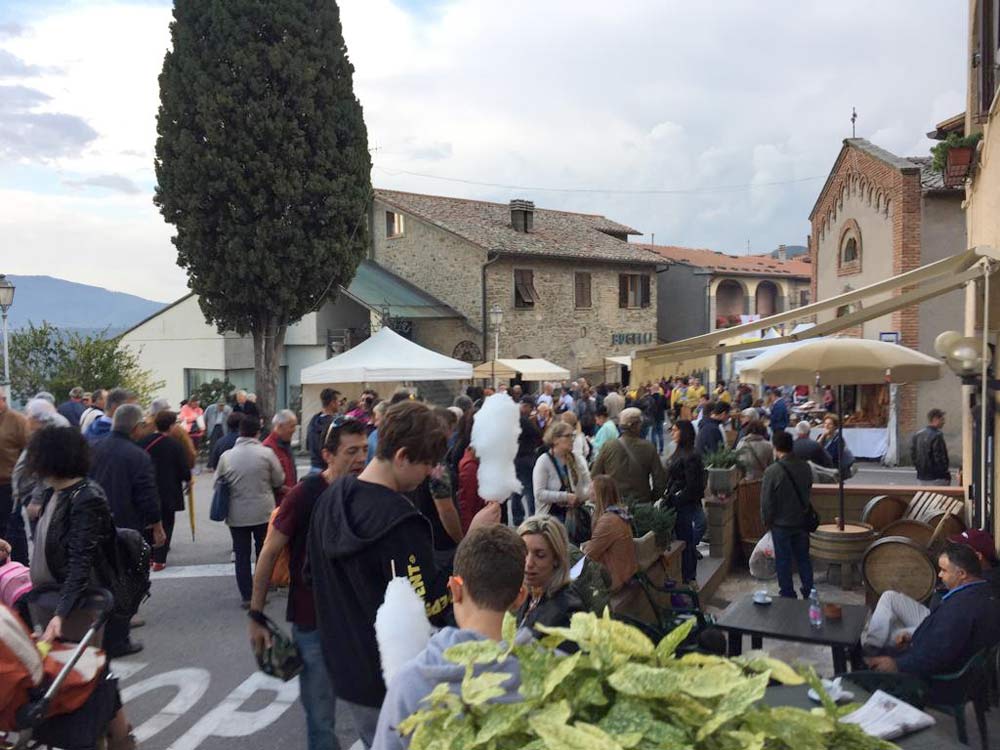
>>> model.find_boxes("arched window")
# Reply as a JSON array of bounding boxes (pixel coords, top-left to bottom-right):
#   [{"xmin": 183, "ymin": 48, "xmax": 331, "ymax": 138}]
[{"xmin": 838, "ymin": 220, "xmax": 862, "ymax": 275}]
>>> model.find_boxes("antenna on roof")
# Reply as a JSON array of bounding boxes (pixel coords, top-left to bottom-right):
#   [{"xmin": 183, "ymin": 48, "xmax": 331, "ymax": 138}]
[
  {"xmin": 851, "ymin": 107, "xmax": 857, "ymax": 138},
  {"xmin": 651, "ymin": 232, "xmax": 655, "ymax": 246},
  {"xmin": 746, "ymin": 239, "xmax": 750, "ymax": 256}
]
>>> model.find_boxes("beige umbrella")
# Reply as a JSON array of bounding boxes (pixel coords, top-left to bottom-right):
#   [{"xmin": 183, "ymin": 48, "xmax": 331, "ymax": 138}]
[
  {"xmin": 739, "ymin": 337, "xmax": 941, "ymax": 386},
  {"xmin": 740, "ymin": 337, "xmax": 941, "ymax": 531}
]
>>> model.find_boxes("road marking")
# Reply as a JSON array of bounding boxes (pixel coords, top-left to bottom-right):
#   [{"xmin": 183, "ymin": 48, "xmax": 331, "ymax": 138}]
[
  {"xmin": 168, "ymin": 672, "xmax": 300, "ymax": 750},
  {"xmin": 151, "ymin": 563, "xmax": 234, "ymax": 579},
  {"xmin": 121, "ymin": 668, "xmax": 212, "ymax": 742}
]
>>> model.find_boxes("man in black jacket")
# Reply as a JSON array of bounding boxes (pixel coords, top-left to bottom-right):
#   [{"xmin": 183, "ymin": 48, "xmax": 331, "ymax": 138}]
[
  {"xmin": 792, "ymin": 421, "xmax": 833, "ymax": 468},
  {"xmin": 761, "ymin": 431, "xmax": 814, "ymax": 598},
  {"xmin": 695, "ymin": 401, "xmax": 728, "ymax": 457},
  {"xmin": 307, "ymin": 401, "xmax": 499, "ymax": 748},
  {"xmin": 866, "ymin": 543, "xmax": 1000, "ymax": 694},
  {"xmin": 305, "ymin": 388, "xmax": 341, "ymax": 474},
  {"xmin": 910, "ymin": 408, "xmax": 951, "ymax": 485}
]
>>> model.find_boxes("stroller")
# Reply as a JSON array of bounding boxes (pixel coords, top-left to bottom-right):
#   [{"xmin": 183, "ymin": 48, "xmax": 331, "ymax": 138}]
[{"xmin": 1, "ymin": 585, "xmax": 121, "ymax": 750}]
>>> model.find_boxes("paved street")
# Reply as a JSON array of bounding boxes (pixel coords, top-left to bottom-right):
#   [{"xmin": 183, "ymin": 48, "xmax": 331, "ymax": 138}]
[
  {"xmin": 112, "ymin": 463, "xmax": 359, "ymax": 750},
  {"xmin": 114, "ymin": 452, "xmax": 941, "ymax": 750}
]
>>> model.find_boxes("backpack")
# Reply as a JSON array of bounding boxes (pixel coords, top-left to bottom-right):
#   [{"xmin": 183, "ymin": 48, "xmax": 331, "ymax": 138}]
[{"xmin": 108, "ymin": 528, "xmax": 151, "ymax": 617}]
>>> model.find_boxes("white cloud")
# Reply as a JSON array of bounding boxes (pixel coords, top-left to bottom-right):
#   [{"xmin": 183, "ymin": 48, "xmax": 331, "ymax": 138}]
[{"xmin": 0, "ymin": 0, "xmax": 969, "ymax": 298}]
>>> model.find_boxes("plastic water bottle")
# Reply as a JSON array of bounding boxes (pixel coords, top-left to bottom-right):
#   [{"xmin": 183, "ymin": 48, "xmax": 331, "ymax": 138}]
[{"xmin": 808, "ymin": 587, "xmax": 823, "ymax": 629}]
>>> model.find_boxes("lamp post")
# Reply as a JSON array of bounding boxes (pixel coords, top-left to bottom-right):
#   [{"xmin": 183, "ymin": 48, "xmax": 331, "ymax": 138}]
[
  {"xmin": 488, "ymin": 304, "xmax": 503, "ymax": 389},
  {"xmin": 0, "ymin": 275, "xmax": 14, "ymax": 388}
]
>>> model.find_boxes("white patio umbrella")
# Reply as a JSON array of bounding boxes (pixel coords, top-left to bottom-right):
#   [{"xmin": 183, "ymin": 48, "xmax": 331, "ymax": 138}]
[{"xmin": 741, "ymin": 337, "xmax": 942, "ymax": 530}]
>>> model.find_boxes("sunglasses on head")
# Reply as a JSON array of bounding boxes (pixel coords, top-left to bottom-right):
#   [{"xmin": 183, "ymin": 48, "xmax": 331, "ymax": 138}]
[{"xmin": 325, "ymin": 414, "xmax": 358, "ymax": 443}]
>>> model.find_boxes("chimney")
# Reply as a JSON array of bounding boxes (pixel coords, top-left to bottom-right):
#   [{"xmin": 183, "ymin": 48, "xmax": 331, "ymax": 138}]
[
  {"xmin": 777, "ymin": 244, "xmax": 787, "ymax": 262},
  {"xmin": 510, "ymin": 199, "xmax": 534, "ymax": 233}
]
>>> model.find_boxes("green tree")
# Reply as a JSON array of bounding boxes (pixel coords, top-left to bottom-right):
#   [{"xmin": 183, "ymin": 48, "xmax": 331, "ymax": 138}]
[
  {"xmin": 8, "ymin": 323, "xmax": 164, "ymax": 404},
  {"xmin": 154, "ymin": 0, "xmax": 372, "ymax": 420}
]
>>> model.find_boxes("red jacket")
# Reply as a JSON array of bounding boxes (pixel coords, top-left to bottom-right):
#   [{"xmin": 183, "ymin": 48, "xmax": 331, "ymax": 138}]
[
  {"xmin": 457, "ymin": 448, "xmax": 486, "ymax": 532},
  {"xmin": 263, "ymin": 432, "xmax": 297, "ymax": 491}
]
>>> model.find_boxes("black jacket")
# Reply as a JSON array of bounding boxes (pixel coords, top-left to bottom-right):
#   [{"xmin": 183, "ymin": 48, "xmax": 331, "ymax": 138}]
[
  {"xmin": 896, "ymin": 580, "xmax": 1000, "ymax": 681},
  {"xmin": 138, "ymin": 432, "xmax": 191, "ymax": 514},
  {"xmin": 517, "ymin": 585, "xmax": 585, "ymax": 634},
  {"xmin": 39, "ymin": 479, "xmax": 117, "ymax": 618},
  {"xmin": 307, "ymin": 475, "xmax": 449, "ymax": 707},
  {"xmin": 89, "ymin": 431, "xmax": 161, "ymax": 531},
  {"xmin": 516, "ymin": 416, "xmax": 544, "ymax": 462},
  {"xmin": 761, "ymin": 455, "xmax": 813, "ymax": 529},
  {"xmin": 792, "ymin": 437, "xmax": 833, "ymax": 468},
  {"xmin": 695, "ymin": 419, "xmax": 725, "ymax": 457},
  {"xmin": 208, "ymin": 430, "xmax": 239, "ymax": 470},
  {"xmin": 911, "ymin": 426, "xmax": 950, "ymax": 480},
  {"xmin": 665, "ymin": 450, "xmax": 705, "ymax": 508},
  {"xmin": 306, "ymin": 412, "xmax": 334, "ymax": 470}
]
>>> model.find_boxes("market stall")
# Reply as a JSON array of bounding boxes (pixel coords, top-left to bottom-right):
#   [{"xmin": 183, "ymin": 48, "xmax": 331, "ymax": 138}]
[
  {"xmin": 299, "ymin": 327, "xmax": 473, "ymax": 417},
  {"xmin": 471, "ymin": 358, "xmax": 570, "ymax": 382}
]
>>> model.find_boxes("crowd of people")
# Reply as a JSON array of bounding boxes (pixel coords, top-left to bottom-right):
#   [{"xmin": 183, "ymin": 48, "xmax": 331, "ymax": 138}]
[{"xmin": 0, "ymin": 374, "xmax": 982, "ymax": 750}]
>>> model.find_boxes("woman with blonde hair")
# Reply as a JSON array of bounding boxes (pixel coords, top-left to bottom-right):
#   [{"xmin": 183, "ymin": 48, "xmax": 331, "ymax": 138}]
[
  {"xmin": 559, "ymin": 410, "xmax": 591, "ymax": 463},
  {"xmin": 532, "ymin": 421, "xmax": 591, "ymax": 519},
  {"xmin": 583, "ymin": 475, "xmax": 637, "ymax": 592},
  {"xmin": 516, "ymin": 515, "xmax": 583, "ymax": 633}
]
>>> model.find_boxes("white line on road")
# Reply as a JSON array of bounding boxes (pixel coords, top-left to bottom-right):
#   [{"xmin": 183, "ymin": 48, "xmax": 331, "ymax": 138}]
[{"xmin": 151, "ymin": 563, "xmax": 234, "ymax": 580}]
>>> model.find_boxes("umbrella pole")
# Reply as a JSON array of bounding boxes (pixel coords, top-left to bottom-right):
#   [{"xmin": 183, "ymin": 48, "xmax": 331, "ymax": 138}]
[{"xmin": 838, "ymin": 384, "xmax": 845, "ymax": 531}]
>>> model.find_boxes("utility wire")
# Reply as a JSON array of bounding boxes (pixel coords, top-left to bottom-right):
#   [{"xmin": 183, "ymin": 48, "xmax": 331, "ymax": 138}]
[{"xmin": 373, "ymin": 164, "xmax": 826, "ymax": 196}]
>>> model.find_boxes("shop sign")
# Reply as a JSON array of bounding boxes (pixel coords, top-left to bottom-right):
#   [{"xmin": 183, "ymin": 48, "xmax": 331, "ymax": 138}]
[{"xmin": 611, "ymin": 332, "xmax": 654, "ymax": 346}]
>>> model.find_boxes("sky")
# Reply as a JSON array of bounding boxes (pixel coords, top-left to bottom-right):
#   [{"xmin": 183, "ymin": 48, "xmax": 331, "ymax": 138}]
[{"xmin": 0, "ymin": 0, "xmax": 969, "ymax": 302}]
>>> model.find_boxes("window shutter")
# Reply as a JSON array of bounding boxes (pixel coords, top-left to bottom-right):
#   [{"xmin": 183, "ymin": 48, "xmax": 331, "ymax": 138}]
[
  {"xmin": 618, "ymin": 275, "xmax": 628, "ymax": 308},
  {"xmin": 575, "ymin": 273, "xmax": 591, "ymax": 307},
  {"xmin": 640, "ymin": 274, "xmax": 651, "ymax": 308}
]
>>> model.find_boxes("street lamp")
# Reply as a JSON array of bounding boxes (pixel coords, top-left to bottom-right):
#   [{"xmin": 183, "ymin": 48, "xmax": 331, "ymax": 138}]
[
  {"xmin": 489, "ymin": 304, "xmax": 504, "ymax": 389},
  {"xmin": 0, "ymin": 275, "xmax": 14, "ymax": 388}
]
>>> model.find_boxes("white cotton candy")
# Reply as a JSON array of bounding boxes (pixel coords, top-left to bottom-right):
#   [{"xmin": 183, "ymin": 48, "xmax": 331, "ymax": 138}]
[
  {"xmin": 470, "ymin": 393, "xmax": 522, "ymax": 502},
  {"xmin": 375, "ymin": 576, "xmax": 433, "ymax": 687}
]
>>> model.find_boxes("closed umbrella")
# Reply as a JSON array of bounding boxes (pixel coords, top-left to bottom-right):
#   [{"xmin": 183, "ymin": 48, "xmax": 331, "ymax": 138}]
[{"xmin": 741, "ymin": 337, "xmax": 941, "ymax": 530}]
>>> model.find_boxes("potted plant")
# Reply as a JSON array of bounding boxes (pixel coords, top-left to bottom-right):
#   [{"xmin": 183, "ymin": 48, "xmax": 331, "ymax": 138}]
[
  {"xmin": 931, "ymin": 132, "xmax": 982, "ymax": 187},
  {"xmin": 704, "ymin": 446, "xmax": 742, "ymax": 495}
]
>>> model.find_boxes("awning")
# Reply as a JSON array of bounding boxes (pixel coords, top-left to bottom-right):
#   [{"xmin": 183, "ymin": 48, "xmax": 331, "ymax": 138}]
[
  {"xmin": 340, "ymin": 260, "xmax": 461, "ymax": 319},
  {"xmin": 632, "ymin": 247, "xmax": 997, "ymax": 369},
  {"xmin": 473, "ymin": 358, "xmax": 570, "ymax": 381},
  {"xmin": 604, "ymin": 355, "xmax": 632, "ymax": 369}
]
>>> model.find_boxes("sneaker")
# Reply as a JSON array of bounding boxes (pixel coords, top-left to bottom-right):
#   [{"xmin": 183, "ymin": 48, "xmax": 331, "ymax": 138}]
[
  {"xmin": 129, "ymin": 616, "xmax": 146, "ymax": 628},
  {"xmin": 151, "ymin": 562, "xmax": 166, "ymax": 572}
]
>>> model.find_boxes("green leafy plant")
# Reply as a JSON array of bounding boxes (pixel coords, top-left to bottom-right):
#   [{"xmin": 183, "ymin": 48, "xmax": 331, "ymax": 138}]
[
  {"xmin": 399, "ymin": 612, "xmax": 896, "ymax": 750},
  {"xmin": 930, "ymin": 132, "xmax": 982, "ymax": 173},
  {"xmin": 631, "ymin": 504, "xmax": 676, "ymax": 548},
  {"xmin": 704, "ymin": 446, "xmax": 741, "ymax": 469},
  {"xmin": 190, "ymin": 378, "xmax": 235, "ymax": 408}
]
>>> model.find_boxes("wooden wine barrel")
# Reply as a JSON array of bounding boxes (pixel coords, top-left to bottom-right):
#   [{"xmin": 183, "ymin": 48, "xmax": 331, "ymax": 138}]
[
  {"xmin": 863, "ymin": 535, "xmax": 937, "ymax": 602},
  {"xmin": 810, "ymin": 522, "xmax": 877, "ymax": 564},
  {"xmin": 859, "ymin": 495, "xmax": 908, "ymax": 531},
  {"xmin": 879, "ymin": 519, "xmax": 935, "ymax": 548},
  {"xmin": 923, "ymin": 509, "xmax": 966, "ymax": 541},
  {"xmin": 735, "ymin": 479, "xmax": 765, "ymax": 561}
]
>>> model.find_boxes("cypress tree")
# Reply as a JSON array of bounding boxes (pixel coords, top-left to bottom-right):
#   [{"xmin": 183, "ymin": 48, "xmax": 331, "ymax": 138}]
[{"xmin": 155, "ymin": 0, "xmax": 371, "ymax": 419}]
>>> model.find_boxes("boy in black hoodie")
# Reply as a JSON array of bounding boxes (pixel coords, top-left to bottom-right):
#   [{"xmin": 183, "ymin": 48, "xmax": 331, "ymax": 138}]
[{"xmin": 308, "ymin": 401, "xmax": 500, "ymax": 748}]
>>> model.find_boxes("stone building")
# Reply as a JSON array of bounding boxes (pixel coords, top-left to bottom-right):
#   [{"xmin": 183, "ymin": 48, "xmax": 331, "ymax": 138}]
[
  {"xmin": 638, "ymin": 244, "xmax": 812, "ymax": 344},
  {"xmin": 808, "ymin": 137, "xmax": 966, "ymax": 452},
  {"xmin": 370, "ymin": 190, "xmax": 663, "ymax": 378}
]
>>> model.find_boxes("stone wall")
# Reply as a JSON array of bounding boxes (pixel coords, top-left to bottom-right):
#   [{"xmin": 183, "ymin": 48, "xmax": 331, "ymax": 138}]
[{"xmin": 484, "ymin": 256, "xmax": 658, "ymax": 376}]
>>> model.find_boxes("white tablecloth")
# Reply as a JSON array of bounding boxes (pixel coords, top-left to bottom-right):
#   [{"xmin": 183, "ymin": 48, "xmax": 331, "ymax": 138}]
[{"xmin": 808, "ymin": 427, "xmax": 888, "ymax": 459}]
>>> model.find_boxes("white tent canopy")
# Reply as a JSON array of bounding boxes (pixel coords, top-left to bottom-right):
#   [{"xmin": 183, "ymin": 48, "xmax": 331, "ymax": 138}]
[
  {"xmin": 472, "ymin": 358, "xmax": 570, "ymax": 381},
  {"xmin": 604, "ymin": 355, "xmax": 632, "ymax": 369},
  {"xmin": 300, "ymin": 327, "xmax": 473, "ymax": 384}
]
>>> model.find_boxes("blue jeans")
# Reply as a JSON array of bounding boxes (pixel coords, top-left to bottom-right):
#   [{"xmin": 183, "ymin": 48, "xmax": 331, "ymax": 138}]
[
  {"xmin": 650, "ymin": 419, "xmax": 665, "ymax": 453},
  {"xmin": 674, "ymin": 503, "xmax": 699, "ymax": 583},
  {"xmin": 229, "ymin": 524, "xmax": 267, "ymax": 602},
  {"xmin": 771, "ymin": 526, "xmax": 814, "ymax": 598},
  {"xmin": 293, "ymin": 625, "xmax": 339, "ymax": 750},
  {"xmin": 692, "ymin": 504, "xmax": 706, "ymax": 546}
]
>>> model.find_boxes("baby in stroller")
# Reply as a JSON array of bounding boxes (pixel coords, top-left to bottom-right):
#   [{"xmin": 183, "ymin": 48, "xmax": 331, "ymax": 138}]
[{"xmin": 1, "ymin": 540, "xmax": 136, "ymax": 750}]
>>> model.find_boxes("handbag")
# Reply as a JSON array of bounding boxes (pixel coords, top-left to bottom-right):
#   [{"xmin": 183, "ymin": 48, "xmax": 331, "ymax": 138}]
[
  {"xmin": 210, "ymin": 476, "xmax": 230, "ymax": 522},
  {"xmin": 778, "ymin": 461, "xmax": 820, "ymax": 532},
  {"xmin": 247, "ymin": 610, "xmax": 303, "ymax": 681}
]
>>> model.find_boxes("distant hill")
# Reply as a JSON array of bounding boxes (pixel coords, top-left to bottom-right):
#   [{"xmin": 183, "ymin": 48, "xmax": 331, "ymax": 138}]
[
  {"xmin": 760, "ymin": 244, "xmax": 809, "ymax": 260},
  {"xmin": 5, "ymin": 276, "xmax": 167, "ymax": 336}
]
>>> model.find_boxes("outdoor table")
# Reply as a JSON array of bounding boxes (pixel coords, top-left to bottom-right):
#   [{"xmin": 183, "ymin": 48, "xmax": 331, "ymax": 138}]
[
  {"xmin": 715, "ymin": 595, "xmax": 867, "ymax": 674},
  {"xmin": 764, "ymin": 684, "xmax": 966, "ymax": 750}
]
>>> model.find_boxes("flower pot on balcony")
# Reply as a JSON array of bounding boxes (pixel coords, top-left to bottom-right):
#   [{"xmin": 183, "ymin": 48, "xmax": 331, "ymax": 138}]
[
  {"xmin": 706, "ymin": 466, "xmax": 741, "ymax": 496},
  {"xmin": 944, "ymin": 146, "xmax": 974, "ymax": 188}
]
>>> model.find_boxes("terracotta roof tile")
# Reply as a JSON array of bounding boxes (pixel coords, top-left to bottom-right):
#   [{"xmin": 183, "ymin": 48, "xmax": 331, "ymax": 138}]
[
  {"xmin": 374, "ymin": 189, "xmax": 661, "ymax": 265},
  {"xmin": 637, "ymin": 244, "xmax": 812, "ymax": 277}
]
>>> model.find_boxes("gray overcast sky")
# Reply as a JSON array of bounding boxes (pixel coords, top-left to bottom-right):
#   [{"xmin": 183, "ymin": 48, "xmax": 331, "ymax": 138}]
[{"xmin": 0, "ymin": 0, "xmax": 968, "ymax": 301}]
